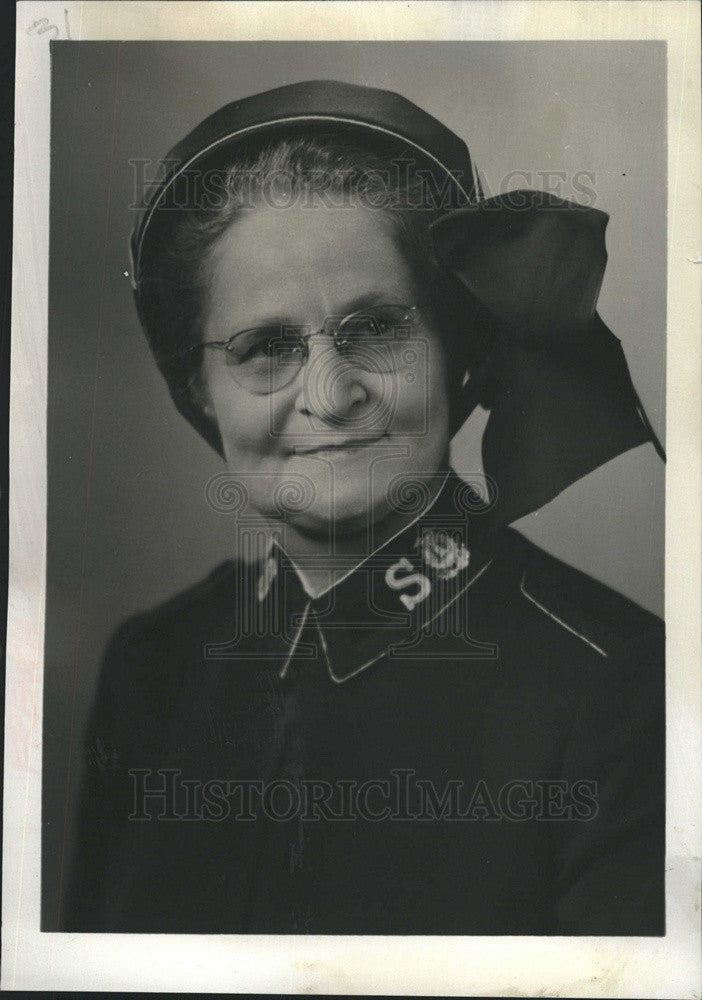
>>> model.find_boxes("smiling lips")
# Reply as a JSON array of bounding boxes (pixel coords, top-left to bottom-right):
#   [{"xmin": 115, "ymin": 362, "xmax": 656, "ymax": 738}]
[{"xmin": 290, "ymin": 435, "xmax": 386, "ymax": 455}]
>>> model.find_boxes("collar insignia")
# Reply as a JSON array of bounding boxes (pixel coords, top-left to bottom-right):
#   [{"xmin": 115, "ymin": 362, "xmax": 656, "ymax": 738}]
[
  {"xmin": 415, "ymin": 528, "xmax": 471, "ymax": 580},
  {"xmin": 248, "ymin": 470, "xmax": 496, "ymax": 683}
]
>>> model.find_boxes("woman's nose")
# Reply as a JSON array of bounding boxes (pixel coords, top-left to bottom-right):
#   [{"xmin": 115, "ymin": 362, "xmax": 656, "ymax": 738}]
[{"xmin": 295, "ymin": 334, "xmax": 368, "ymax": 421}]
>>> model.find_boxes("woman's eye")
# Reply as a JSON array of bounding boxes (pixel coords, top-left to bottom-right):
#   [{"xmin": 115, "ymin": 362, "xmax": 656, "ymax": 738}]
[
  {"xmin": 252, "ymin": 338, "xmax": 276, "ymax": 358},
  {"xmin": 232, "ymin": 328, "xmax": 279, "ymax": 362},
  {"xmin": 341, "ymin": 313, "xmax": 388, "ymax": 339},
  {"xmin": 340, "ymin": 308, "xmax": 409, "ymax": 341}
]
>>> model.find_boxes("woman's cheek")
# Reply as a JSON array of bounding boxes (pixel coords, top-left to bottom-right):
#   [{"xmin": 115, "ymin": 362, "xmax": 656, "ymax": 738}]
[
  {"xmin": 391, "ymin": 353, "xmax": 448, "ymax": 437},
  {"xmin": 208, "ymin": 378, "xmax": 277, "ymax": 465}
]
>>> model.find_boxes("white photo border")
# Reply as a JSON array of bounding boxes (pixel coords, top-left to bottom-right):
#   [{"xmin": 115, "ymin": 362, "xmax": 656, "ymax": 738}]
[{"xmin": 4, "ymin": 2, "xmax": 701, "ymax": 995}]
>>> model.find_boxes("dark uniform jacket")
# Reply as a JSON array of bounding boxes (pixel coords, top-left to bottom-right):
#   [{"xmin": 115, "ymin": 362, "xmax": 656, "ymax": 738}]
[{"xmin": 63, "ymin": 469, "xmax": 664, "ymax": 935}]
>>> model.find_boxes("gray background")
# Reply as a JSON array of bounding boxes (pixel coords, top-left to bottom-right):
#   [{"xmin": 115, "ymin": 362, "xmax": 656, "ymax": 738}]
[{"xmin": 43, "ymin": 41, "xmax": 666, "ymax": 928}]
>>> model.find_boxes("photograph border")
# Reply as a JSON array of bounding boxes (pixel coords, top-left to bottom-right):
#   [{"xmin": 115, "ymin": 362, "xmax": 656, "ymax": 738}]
[{"xmin": 3, "ymin": 2, "xmax": 701, "ymax": 995}]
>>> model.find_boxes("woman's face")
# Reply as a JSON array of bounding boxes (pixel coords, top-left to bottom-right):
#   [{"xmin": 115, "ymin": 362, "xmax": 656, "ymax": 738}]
[{"xmin": 200, "ymin": 201, "xmax": 450, "ymax": 536}]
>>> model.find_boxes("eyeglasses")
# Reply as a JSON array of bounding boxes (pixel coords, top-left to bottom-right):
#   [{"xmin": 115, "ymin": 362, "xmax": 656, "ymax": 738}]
[{"xmin": 186, "ymin": 303, "xmax": 430, "ymax": 395}]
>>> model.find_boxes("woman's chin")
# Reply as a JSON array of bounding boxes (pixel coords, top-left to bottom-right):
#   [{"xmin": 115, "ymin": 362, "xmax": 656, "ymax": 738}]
[{"xmin": 284, "ymin": 492, "xmax": 394, "ymax": 541}]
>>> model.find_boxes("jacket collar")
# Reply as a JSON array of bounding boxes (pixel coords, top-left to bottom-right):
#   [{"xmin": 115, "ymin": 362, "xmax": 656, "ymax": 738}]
[{"xmin": 255, "ymin": 468, "xmax": 496, "ymax": 684}]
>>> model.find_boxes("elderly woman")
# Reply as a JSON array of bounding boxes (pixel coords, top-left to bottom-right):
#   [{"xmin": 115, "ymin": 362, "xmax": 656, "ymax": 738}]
[{"xmin": 64, "ymin": 80, "xmax": 665, "ymax": 935}]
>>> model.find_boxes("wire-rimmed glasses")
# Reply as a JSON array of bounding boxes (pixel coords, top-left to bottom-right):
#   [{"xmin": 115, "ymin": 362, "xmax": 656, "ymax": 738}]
[{"xmin": 185, "ymin": 303, "xmax": 430, "ymax": 395}]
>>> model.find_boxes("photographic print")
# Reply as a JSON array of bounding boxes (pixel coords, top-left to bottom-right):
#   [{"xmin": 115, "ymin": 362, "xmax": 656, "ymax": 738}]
[{"xmin": 4, "ymin": 3, "xmax": 700, "ymax": 995}]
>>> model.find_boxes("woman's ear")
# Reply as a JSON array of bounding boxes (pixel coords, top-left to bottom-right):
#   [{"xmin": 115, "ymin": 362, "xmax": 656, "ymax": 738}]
[
  {"xmin": 199, "ymin": 394, "xmax": 218, "ymax": 424},
  {"xmin": 160, "ymin": 360, "xmax": 225, "ymax": 457},
  {"xmin": 189, "ymin": 367, "xmax": 218, "ymax": 423}
]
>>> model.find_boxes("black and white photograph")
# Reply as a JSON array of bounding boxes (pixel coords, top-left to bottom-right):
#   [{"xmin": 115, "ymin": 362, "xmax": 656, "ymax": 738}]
[{"xmin": 4, "ymin": 2, "xmax": 700, "ymax": 995}]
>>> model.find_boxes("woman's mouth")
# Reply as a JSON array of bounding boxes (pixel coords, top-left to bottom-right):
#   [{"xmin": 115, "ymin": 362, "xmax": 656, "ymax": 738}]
[{"xmin": 289, "ymin": 434, "xmax": 387, "ymax": 456}]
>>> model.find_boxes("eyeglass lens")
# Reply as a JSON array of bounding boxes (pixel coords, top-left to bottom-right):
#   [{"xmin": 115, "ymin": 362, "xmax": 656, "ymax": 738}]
[{"xmin": 225, "ymin": 306, "xmax": 416, "ymax": 393}]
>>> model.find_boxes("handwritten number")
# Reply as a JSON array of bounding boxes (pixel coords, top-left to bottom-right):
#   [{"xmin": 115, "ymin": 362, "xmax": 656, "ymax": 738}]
[
  {"xmin": 27, "ymin": 18, "xmax": 59, "ymax": 37},
  {"xmin": 26, "ymin": 10, "xmax": 71, "ymax": 39}
]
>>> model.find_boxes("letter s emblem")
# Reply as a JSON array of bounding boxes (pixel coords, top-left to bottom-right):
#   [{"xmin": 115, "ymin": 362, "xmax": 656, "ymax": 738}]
[{"xmin": 385, "ymin": 558, "xmax": 431, "ymax": 612}]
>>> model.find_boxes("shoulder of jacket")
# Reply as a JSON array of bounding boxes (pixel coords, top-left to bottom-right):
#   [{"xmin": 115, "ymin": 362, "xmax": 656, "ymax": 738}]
[
  {"xmin": 106, "ymin": 559, "xmax": 244, "ymax": 654},
  {"xmin": 500, "ymin": 528, "xmax": 664, "ymax": 660}
]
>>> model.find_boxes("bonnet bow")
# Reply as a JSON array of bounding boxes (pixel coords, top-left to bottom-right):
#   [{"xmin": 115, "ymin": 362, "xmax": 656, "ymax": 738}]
[{"xmin": 430, "ymin": 190, "xmax": 665, "ymax": 527}]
